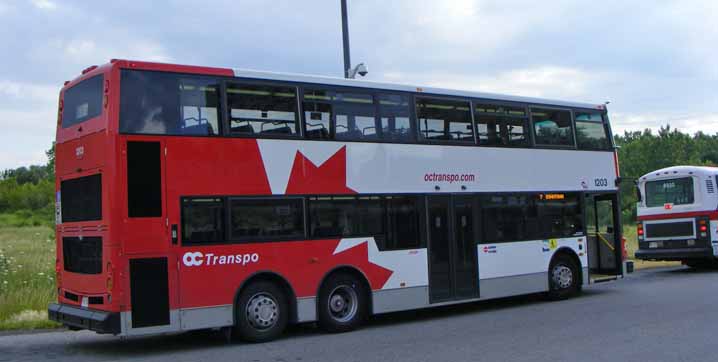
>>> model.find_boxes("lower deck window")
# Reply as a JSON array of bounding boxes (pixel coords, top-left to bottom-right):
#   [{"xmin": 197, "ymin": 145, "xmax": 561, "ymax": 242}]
[
  {"xmin": 309, "ymin": 196, "xmax": 385, "ymax": 238},
  {"xmin": 63, "ymin": 237, "xmax": 102, "ymax": 274},
  {"xmin": 481, "ymin": 193, "xmax": 583, "ymax": 243},
  {"xmin": 178, "ymin": 193, "xmax": 585, "ymax": 246},
  {"xmin": 181, "ymin": 198, "xmax": 225, "ymax": 244},
  {"xmin": 230, "ymin": 198, "xmax": 304, "ymax": 240},
  {"xmin": 61, "ymin": 174, "xmax": 102, "ymax": 222}
]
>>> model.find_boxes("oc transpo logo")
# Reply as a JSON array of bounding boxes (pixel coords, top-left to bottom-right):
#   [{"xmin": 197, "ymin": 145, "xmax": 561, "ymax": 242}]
[
  {"xmin": 182, "ymin": 251, "xmax": 260, "ymax": 267},
  {"xmin": 183, "ymin": 252, "xmax": 204, "ymax": 266}
]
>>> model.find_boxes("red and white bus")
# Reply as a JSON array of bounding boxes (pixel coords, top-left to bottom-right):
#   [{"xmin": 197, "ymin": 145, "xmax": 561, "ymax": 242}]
[
  {"xmin": 635, "ymin": 166, "xmax": 718, "ymax": 266},
  {"xmin": 49, "ymin": 60, "xmax": 624, "ymax": 341}
]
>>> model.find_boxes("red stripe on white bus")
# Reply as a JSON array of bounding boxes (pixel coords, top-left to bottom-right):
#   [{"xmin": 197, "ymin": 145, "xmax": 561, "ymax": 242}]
[{"xmin": 637, "ymin": 211, "xmax": 718, "ymax": 221}]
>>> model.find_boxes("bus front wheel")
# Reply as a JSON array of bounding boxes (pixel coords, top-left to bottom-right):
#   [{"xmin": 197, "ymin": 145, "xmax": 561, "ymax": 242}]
[
  {"xmin": 547, "ymin": 254, "xmax": 580, "ymax": 300},
  {"xmin": 234, "ymin": 281, "xmax": 288, "ymax": 343},
  {"xmin": 318, "ymin": 272, "xmax": 368, "ymax": 333}
]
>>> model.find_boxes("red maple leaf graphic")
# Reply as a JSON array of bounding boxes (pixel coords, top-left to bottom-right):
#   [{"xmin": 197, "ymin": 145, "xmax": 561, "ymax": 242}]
[
  {"xmin": 285, "ymin": 146, "xmax": 356, "ymax": 195},
  {"xmin": 329, "ymin": 241, "xmax": 394, "ymax": 290}
]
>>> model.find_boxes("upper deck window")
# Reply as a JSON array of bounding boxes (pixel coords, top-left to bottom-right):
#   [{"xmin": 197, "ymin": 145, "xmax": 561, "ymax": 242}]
[
  {"xmin": 475, "ymin": 104, "xmax": 529, "ymax": 147},
  {"xmin": 575, "ymin": 112, "xmax": 611, "ymax": 150},
  {"xmin": 228, "ymin": 83, "xmax": 299, "ymax": 136},
  {"xmin": 416, "ymin": 98, "xmax": 473, "ymax": 143},
  {"xmin": 378, "ymin": 94, "xmax": 414, "ymax": 142},
  {"xmin": 645, "ymin": 177, "xmax": 695, "ymax": 207},
  {"xmin": 302, "ymin": 89, "xmax": 380, "ymax": 141},
  {"xmin": 531, "ymin": 108, "xmax": 574, "ymax": 147},
  {"xmin": 62, "ymin": 74, "xmax": 104, "ymax": 128},
  {"xmin": 120, "ymin": 70, "xmax": 220, "ymax": 136}
]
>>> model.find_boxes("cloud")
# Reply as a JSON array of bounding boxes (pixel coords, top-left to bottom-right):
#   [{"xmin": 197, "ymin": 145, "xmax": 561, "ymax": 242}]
[
  {"xmin": 30, "ymin": 0, "xmax": 57, "ymax": 10},
  {"xmin": 611, "ymin": 112, "xmax": 718, "ymax": 136},
  {"xmin": 0, "ymin": 81, "xmax": 58, "ymax": 105},
  {"xmin": 381, "ymin": 66, "xmax": 601, "ymax": 101},
  {"xmin": 57, "ymin": 38, "xmax": 173, "ymax": 66}
]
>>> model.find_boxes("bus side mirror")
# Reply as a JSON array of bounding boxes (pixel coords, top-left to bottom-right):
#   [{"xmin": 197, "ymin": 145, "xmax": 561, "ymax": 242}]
[{"xmin": 606, "ymin": 226, "xmax": 614, "ymax": 234}]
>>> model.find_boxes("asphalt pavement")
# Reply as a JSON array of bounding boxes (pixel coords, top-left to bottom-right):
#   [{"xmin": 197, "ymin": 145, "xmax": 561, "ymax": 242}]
[{"xmin": 1, "ymin": 266, "xmax": 717, "ymax": 362}]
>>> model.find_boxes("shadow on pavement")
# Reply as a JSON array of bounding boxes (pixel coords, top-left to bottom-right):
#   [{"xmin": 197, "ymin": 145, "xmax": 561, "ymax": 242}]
[{"xmin": 64, "ymin": 288, "xmax": 616, "ymax": 358}]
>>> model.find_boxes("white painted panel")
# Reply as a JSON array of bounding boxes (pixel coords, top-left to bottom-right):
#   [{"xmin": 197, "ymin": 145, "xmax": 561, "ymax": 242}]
[
  {"xmin": 256, "ymin": 139, "xmax": 617, "ymax": 195},
  {"xmin": 478, "ymin": 237, "xmax": 586, "ymax": 280},
  {"xmin": 334, "ymin": 237, "xmax": 428, "ymax": 289}
]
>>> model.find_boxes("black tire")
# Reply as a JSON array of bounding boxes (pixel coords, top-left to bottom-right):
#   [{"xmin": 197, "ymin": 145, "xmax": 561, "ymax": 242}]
[
  {"xmin": 234, "ymin": 281, "xmax": 288, "ymax": 343},
  {"xmin": 547, "ymin": 254, "xmax": 580, "ymax": 300},
  {"xmin": 318, "ymin": 272, "xmax": 368, "ymax": 333}
]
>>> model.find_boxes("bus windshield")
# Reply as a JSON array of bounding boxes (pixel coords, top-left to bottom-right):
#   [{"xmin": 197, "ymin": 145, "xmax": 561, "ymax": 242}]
[
  {"xmin": 62, "ymin": 74, "xmax": 104, "ymax": 128},
  {"xmin": 645, "ymin": 177, "xmax": 694, "ymax": 207}
]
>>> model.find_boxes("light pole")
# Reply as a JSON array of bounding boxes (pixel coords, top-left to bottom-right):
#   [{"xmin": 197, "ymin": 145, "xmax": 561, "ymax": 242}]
[
  {"xmin": 341, "ymin": 0, "xmax": 351, "ymax": 79},
  {"xmin": 341, "ymin": 0, "xmax": 367, "ymax": 79}
]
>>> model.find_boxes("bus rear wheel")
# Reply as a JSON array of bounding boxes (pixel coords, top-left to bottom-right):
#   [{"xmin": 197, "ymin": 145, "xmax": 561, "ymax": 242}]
[
  {"xmin": 318, "ymin": 272, "xmax": 368, "ymax": 333},
  {"xmin": 547, "ymin": 254, "xmax": 580, "ymax": 300},
  {"xmin": 234, "ymin": 281, "xmax": 288, "ymax": 343}
]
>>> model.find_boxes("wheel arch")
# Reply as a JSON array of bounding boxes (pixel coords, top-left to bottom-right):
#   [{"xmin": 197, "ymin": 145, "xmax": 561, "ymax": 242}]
[
  {"xmin": 550, "ymin": 247, "xmax": 583, "ymax": 286},
  {"xmin": 233, "ymin": 270, "xmax": 298, "ymax": 324}
]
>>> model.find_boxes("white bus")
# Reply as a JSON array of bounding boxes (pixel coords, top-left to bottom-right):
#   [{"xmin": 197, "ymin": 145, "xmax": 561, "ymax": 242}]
[{"xmin": 635, "ymin": 166, "xmax": 718, "ymax": 267}]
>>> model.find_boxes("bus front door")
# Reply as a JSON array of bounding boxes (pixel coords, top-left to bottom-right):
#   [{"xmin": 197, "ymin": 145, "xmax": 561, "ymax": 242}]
[
  {"xmin": 586, "ymin": 193, "xmax": 623, "ymax": 280},
  {"xmin": 428, "ymin": 195, "xmax": 479, "ymax": 303}
]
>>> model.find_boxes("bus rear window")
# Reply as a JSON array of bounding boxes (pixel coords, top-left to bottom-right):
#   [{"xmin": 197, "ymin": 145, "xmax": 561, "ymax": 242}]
[
  {"xmin": 62, "ymin": 75, "xmax": 104, "ymax": 128},
  {"xmin": 645, "ymin": 177, "xmax": 694, "ymax": 207}
]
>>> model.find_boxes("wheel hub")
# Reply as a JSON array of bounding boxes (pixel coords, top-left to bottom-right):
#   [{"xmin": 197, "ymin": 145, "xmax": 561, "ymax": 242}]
[
  {"xmin": 327, "ymin": 285, "xmax": 358, "ymax": 322},
  {"xmin": 330, "ymin": 294, "xmax": 346, "ymax": 313},
  {"xmin": 246, "ymin": 293, "xmax": 279, "ymax": 330},
  {"xmin": 552, "ymin": 264, "xmax": 573, "ymax": 289}
]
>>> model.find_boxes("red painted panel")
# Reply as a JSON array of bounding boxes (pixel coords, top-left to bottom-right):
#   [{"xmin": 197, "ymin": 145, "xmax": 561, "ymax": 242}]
[
  {"xmin": 177, "ymin": 239, "xmax": 393, "ymax": 308},
  {"xmin": 164, "ymin": 137, "xmax": 271, "ymax": 196},
  {"xmin": 285, "ymin": 146, "xmax": 356, "ymax": 195},
  {"xmin": 116, "ymin": 59, "xmax": 234, "ymax": 77},
  {"xmin": 56, "ymin": 131, "xmax": 107, "ymax": 176}
]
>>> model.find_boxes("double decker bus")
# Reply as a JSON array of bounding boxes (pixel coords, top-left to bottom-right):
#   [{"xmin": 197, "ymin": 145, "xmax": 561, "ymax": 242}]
[
  {"xmin": 49, "ymin": 60, "xmax": 624, "ymax": 342},
  {"xmin": 635, "ymin": 166, "xmax": 718, "ymax": 267}
]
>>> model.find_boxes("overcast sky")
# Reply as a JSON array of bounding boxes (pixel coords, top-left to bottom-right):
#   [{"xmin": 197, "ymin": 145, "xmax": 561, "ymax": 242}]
[{"xmin": 1, "ymin": 0, "xmax": 716, "ymax": 170}]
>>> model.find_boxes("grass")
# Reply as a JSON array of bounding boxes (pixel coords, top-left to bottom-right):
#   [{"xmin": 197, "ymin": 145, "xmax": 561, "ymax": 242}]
[
  {"xmin": 623, "ymin": 223, "xmax": 681, "ymax": 270},
  {"xmin": 0, "ymin": 226, "xmax": 59, "ymax": 330}
]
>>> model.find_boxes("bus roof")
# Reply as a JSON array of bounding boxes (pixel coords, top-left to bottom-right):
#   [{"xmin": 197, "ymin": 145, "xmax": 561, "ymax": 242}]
[
  {"xmin": 97, "ymin": 59, "xmax": 606, "ymax": 111},
  {"xmin": 231, "ymin": 68, "xmax": 606, "ymax": 111},
  {"xmin": 639, "ymin": 165, "xmax": 718, "ymax": 181}
]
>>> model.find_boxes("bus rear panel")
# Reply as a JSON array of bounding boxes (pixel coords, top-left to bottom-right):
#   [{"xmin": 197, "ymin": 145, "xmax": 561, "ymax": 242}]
[{"xmin": 635, "ymin": 166, "xmax": 718, "ymax": 263}]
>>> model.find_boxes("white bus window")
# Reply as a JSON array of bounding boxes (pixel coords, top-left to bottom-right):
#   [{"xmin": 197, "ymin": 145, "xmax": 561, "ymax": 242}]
[
  {"xmin": 575, "ymin": 112, "xmax": 611, "ymax": 150},
  {"xmin": 303, "ymin": 89, "xmax": 334, "ymax": 140},
  {"xmin": 645, "ymin": 177, "xmax": 695, "ymax": 207},
  {"xmin": 378, "ymin": 94, "xmax": 413, "ymax": 142},
  {"xmin": 475, "ymin": 104, "xmax": 529, "ymax": 147},
  {"xmin": 531, "ymin": 108, "xmax": 574, "ymax": 147},
  {"xmin": 333, "ymin": 92, "xmax": 378, "ymax": 141},
  {"xmin": 417, "ymin": 98, "xmax": 473, "ymax": 143}
]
